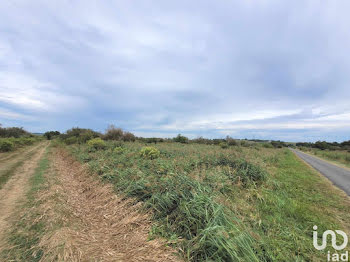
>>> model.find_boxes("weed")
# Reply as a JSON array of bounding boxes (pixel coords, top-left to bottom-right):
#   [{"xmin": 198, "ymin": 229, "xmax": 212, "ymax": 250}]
[
  {"xmin": 0, "ymin": 139, "xmax": 14, "ymax": 152},
  {"xmin": 114, "ymin": 146, "xmax": 125, "ymax": 154},
  {"xmin": 87, "ymin": 138, "xmax": 106, "ymax": 150},
  {"xmin": 140, "ymin": 146, "xmax": 160, "ymax": 159}
]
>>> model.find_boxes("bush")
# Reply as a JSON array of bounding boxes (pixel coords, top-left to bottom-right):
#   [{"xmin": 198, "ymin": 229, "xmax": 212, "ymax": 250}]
[
  {"xmin": 234, "ymin": 160, "xmax": 267, "ymax": 186},
  {"xmin": 64, "ymin": 137, "xmax": 78, "ymax": 145},
  {"xmin": 227, "ymin": 140, "xmax": 238, "ymax": 146},
  {"xmin": 22, "ymin": 137, "xmax": 36, "ymax": 145},
  {"xmin": 44, "ymin": 131, "xmax": 60, "ymax": 140},
  {"xmin": 173, "ymin": 134, "xmax": 189, "ymax": 144},
  {"xmin": 62, "ymin": 127, "xmax": 101, "ymax": 144},
  {"xmin": 240, "ymin": 140, "xmax": 249, "ymax": 147},
  {"xmin": 0, "ymin": 139, "xmax": 14, "ymax": 152},
  {"xmin": 219, "ymin": 142, "xmax": 229, "ymax": 149},
  {"xmin": 122, "ymin": 132, "xmax": 136, "ymax": 142},
  {"xmin": 262, "ymin": 143, "xmax": 274, "ymax": 148},
  {"xmin": 0, "ymin": 126, "xmax": 29, "ymax": 138},
  {"xmin": 271, "ymin": 141, "xmax": 286, "ymax": 148},
  {"xmin": 104, "ymin": 125, "xmax": 124, "ymax": 140},
  {"xmin": 87, "ymin": 138, "xmax": 106, "ymax": 150},
  {"xmin": 140, "ymin": 146, "xmax": 160, "ymax": 159},
  {"xmin": 78, "ymin": 130, "xmax": 98, "ymax": 143},
  {"xmin": 114, "ymin": 146, "xmax": 125, "ymax": 154}
]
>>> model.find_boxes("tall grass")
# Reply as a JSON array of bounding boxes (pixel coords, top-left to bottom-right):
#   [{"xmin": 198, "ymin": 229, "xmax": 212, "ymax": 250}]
[
  {"xmin": 69, "ymin": 142, "xmax": 264, "ymax": 261},
  {"xmin": 67, "ymin": 142, "xmax": 350, "ymax": 261}
]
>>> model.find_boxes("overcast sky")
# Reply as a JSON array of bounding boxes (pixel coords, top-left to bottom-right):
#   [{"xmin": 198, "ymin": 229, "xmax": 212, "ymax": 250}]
[{"xmin": 0, "ymin": 1, "xmax": 350, "ymax": 142}]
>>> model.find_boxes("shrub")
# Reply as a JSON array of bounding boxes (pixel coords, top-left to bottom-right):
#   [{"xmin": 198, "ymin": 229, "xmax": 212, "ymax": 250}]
[
  {"xmin": 219, "ymin": 142, "xmax": 229, "ymax": 149},
  {"xmin": 87, "ymin": 138, "xmax": 106, "ymax": 150},
  {"xmin": 63, "ymin": 127, "xmax": 101, "ymax": 143},
  {"xmin": 140, "ymin": 146, "xmax": 160, "ymax": 159},
  {"xmin": 0, "ymin": 126, "xmax": 29, "ymax": 138},
  {"xmin": 22, "ymin": 137, "xmax": 36, "ymax": 145},
  {"xmin": 240, "ymin": 140, "xmax": 249, "ymax": 147},
  {"xmin": 234, "ymin": 160, "xmax": 267, "ymax": 186},
  {"xmin": 104, "ymin": 125, "xmax": 124, "ymax": 140},
  {"xmin": 173, "ymin": 134, "xmax": 189, "ymax": 144},
  {"xmin": 0, "ymin": 139, "xmax": 14, "ymax": 152},
  {"xmin": 122, "ymin": 132, "xmax": 136, "ymax": 142},
  {"xmin": 262, "ymin": 143, "xmax": 274, "ymax": 148},
  {"xmin": 114, "ymin": 146, "xmax": 125, "ymax": 154},
  {"xmin": 227, "ymin": 140, "xmax": 238, "ymax": 146},
  {"xmin": 64, "ymin": 137, "xmax": 78, "ymax": 145},
  {"xmin": 271, "ymin": 141, "xmax": 286, "ymax": 148},
  {"xmin": 78, "ymin": 130, "xmax": 98, "ymax": 143},
  {"xmin": 44, "ymin": 131, "xmax": 60, "ymax": 140}
]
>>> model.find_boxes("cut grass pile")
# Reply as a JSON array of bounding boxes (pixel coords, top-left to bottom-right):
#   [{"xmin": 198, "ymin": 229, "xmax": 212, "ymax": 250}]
[{"xmin": 67, "ymin": 142, "xmax": 350, "ymax": 261}]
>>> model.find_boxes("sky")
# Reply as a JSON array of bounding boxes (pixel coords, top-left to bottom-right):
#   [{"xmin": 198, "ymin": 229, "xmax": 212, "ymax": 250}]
[{"xmin": 0, "ymin": 1, "xmax": 350, "ymax": 142}]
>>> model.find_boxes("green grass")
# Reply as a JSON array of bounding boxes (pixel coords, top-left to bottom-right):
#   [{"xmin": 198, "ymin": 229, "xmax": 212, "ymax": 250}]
[
  {"xmin": 0, "ymin": 147, "xmax": 50, "ymax": 262},
  {"xmin": 66, "ymin": 141, "xmax": 350, "ymax": 261}
]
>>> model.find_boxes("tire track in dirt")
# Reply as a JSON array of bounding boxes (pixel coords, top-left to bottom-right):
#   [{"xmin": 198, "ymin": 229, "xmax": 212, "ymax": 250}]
[
  {"xmin": 0, "ymin": 143, "xmax": 41, "ymax": 162},
  {"xmin": 0, "ymin": 143, "xmax": 43, "ymax": 177},
  {"xmin": 0, "ymin": 142, "xmax": 48, "ymax": 249},
  {"xmin": 38, "ymin": 148, "xmax": 180, "ymax": 261}
]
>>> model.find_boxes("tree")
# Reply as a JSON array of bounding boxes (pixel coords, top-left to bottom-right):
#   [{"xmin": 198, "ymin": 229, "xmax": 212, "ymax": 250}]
[
  {"xmin": 104, "ymin": 125, "xmax": 124, "ymax": 140},
  {"xmin": 173, "ymin": 134, "xmax": 188, "ymax": 143},
  {"xmin": 44, "ymin": 131, "xmax": 60, "ymax": 140}
]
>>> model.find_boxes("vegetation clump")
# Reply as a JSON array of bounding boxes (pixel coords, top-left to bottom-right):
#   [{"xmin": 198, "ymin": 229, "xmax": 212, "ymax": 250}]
[
  {"xmin": 60, "ymin": 127, "xmax": 101, "ymax": 144},
  {"xmin": 219, "ymin": 142, "xmax": 228, "ymax": 149},
  {"xmin": 104, "ymin": 125, "xmax": 136, "ymax": 141},
  {"xmin": 87, "ymin": 138, "xmax": 106, "ymax": 150},
  {"xmin": 0, "ymin": 125, "xmax": 29, "ymax": 138},
  {"xmin": 44, "ymin": 131, "xmax": 60, "ymax": 140},
  {"xmin": 140, "ymin": 146, "xmax": 160, "ymax": 159},
  {"xmin": 173, "ymin": 134, "xmax": 189, "ymax": 144},
  {"xmin": 0, "ymin": 139, "xmax": 14, "ymax": 152},
  {"xmin": 234, "ymin": 160, "xmax": 267, "ymax": 186},
  {"xmin": 113, "ymin": 146, "xmax": 125, "ymax": 154}
]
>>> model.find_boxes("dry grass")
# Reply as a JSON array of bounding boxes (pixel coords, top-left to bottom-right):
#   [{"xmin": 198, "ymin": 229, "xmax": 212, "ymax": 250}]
[{"xmin": 36, "ymin": 148, "xmax": 180, "ymax": 261}]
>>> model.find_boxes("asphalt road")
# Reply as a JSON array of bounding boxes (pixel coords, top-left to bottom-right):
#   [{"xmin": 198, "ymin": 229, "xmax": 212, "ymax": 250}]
[{"xmin": 290, "ymin": 148, "xmax": 350, "ymax": 196}]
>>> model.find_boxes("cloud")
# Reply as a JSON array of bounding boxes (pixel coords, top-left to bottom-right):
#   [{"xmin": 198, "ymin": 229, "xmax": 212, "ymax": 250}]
[
  {"xmin": 0, "ymin": 1, "xmax": 349, "ymax": 141},
  {"xmin": 0, "ymin": 71, "xmax": 86, "ymax": 112}
]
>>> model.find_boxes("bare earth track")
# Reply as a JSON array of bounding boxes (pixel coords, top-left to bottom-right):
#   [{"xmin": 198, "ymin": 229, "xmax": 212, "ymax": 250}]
[{"xmin": 0, "ymin": 142, "xmax": 48, "ymax": 249}]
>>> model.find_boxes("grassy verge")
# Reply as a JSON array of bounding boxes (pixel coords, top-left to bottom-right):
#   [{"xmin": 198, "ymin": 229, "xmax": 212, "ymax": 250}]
[
  {"xmin": 0, "ymin": 147, "xmax": 50, "ymax": 262},
  {"xmin": 233, "ymin": 149, "xmax": 350, "ymax": 261},
  {"xmin": 65, "ymin": 141, "xmax": 350, "ymax": 261}
]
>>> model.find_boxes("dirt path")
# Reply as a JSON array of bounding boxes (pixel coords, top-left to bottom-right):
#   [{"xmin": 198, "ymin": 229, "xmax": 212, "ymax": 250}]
[
  {"xmin": 0, "ymin": 142, "xmax": 48, "ymax": 249},
  {"xmin": 37, "ymin": 148, "xmax": 179, "ymax": 261},
  {"xmin": 0, "ymin": 143, "xmax": 41, "ymax": 162}
]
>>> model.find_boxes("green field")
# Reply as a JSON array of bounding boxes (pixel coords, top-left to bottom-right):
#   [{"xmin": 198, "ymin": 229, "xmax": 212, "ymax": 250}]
[{"xmin": 65, "ymin": 141, "xmax": 350, "ymax": 261}]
